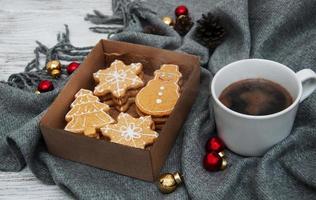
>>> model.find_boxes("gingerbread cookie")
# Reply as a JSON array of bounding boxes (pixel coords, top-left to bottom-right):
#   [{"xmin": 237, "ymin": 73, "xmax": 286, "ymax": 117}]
[
  {"xmin": 136, "ymin": 108, "xmax": 168, "ymax": 124},
  {"xmin": 93, "ymin": 60, "xmax": 144, "ymax": 111},
  {"xmin": 135, "ymin": 64, "xmax": 182, "ymax": 125},
  {"xmin": 101, "ymin": 113, "xmax": 158, "ymax": 149},
  {"xmin": 65, "ymin": 89, "xmax": 114, "ymax": 138},
  {"xmin": 114, "ymin": 97, "xmax": 136, "ymax": 112}
]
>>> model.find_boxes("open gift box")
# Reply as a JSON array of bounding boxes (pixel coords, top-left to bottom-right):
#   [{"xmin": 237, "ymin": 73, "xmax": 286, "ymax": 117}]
[{"xmin": 39, "ymin": 40, "xmax": 200, "ymax": 182}]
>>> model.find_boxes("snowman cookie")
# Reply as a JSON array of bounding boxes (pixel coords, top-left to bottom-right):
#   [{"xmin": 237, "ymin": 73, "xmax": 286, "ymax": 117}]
[
  {"xmin": 135, "ymin": 64, "xmax": 182, "ymax": 126},
  {"xmin": 93, "ymin": 60, "xmax": 144, "ymax": 112},
  {"xmin": 101, "ymin": 113, "xmax": 158, "ymax": 149}
]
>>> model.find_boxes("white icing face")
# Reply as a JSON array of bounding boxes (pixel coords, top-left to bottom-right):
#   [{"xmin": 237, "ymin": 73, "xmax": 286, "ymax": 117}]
[
  {"xmin": 158, "ymin": 73, "xmax": 174, "ymax": 81},
  {"xmin": 156, "ymin": 99, "xmax": 162, "ymax": 104},
  {"xmin": 155, "ymin": 71, "xmax": 181, "ymax": 82}
]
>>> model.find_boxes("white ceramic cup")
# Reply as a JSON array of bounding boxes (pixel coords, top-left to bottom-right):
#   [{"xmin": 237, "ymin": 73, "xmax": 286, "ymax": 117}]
[{"xmin": 211, "ymin": 59, "xmax": 316, "ymax": 156}]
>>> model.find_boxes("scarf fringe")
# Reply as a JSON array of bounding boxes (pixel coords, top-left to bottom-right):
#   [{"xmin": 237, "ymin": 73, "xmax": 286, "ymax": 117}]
[
  {"xmin": 85, "ymin": 0, "xmax": 156, "ymax": 35},
  {"xmin": 2, "ymin": 0, "xmax": 156, "ymax": 91},
  {"xmin": 3, "ymin": 25, "xmax": 93, "ymax": 91}
]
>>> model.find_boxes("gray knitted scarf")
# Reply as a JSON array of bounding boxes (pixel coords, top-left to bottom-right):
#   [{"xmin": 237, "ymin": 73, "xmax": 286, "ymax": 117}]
[{"xmin": 1, "ymin": 0, "xmax": 316, "ymax": 199}]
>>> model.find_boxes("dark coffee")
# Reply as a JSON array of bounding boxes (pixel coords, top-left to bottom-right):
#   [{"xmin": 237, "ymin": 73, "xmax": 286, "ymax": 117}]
[{"xmin": 219, "ymin": 79, "xmax": 293, "ymax": 116}]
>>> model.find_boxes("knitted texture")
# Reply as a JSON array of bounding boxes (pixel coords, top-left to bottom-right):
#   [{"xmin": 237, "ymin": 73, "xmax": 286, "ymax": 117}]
[
  {"xmin": 2, "ymin": 25, "xmax": 92, "ymax": 91},
  {"xmin": 1, "ymin": 0, "xmax": 316, "ymax": 199}
]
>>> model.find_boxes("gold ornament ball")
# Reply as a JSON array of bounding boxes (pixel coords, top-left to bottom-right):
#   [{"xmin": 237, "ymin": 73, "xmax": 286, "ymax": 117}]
[
  {"xmin": 220, "ymin": 158, "xmax": 228, "ymax": 170},
  {"xmin": 34, "ymin": 90, "xmax": 41, "ymax": 94},
  {"xmin": 158, "ymin": 172, "xmax": 182, "ymax": 194},
  {"xmin": 46, "ymin": 60, "xmax": 62, "ymax": 78},
  {"xmin": 162, "ymin": 16, "xmax": 174, "ymax": 26}
]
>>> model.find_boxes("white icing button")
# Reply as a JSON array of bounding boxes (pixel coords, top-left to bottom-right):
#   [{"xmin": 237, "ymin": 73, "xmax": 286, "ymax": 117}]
[
  {"xmin": 156, "ymin": 99, "xmax": 162, "ymax": 104},
  {"xmin": 160, "ymin": 86, "xmax": 165, "ymax": 90},
  {"xmin": 158, "ymin": 92, "xmax": 163, "ymax": 96}
]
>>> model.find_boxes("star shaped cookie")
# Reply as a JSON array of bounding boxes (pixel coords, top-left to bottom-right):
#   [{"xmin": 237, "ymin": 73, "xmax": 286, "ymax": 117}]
[
  {"xmin": 101, "ymin": 113, "xmax": 159, "ymax": 149},
  {"xmin": 93, "ymin": 60, "xmax": 144, "ymax": 98}
]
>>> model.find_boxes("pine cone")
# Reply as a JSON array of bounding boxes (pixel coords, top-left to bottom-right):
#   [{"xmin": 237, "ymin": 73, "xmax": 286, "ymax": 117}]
[
  {"xmin": 194, "ymin": 13, "xmax": 226, "ymax": 49},
  {"xmin": 174, "ymin": 15, "xmax": 193, "ymax": 36}
]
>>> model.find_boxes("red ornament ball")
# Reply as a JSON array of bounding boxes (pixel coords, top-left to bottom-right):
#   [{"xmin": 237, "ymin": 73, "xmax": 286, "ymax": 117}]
[
  {"xmin": 67, "ymin": 62, "xmax": 80, "ymax": 74},
  {"xmin": 205, "ymin": 136, "xmax": 225, "ymax": 153},
  {"xmin": 37, "ymin": 80, "xmax": 54, "ymax": 93},
  {"xmin": 203, "ymin": 152, "xmax": 223, "ymax": 171},
  {"xmin": 175, "ymin": 5, "xmax": 188, "ymax": 17}
]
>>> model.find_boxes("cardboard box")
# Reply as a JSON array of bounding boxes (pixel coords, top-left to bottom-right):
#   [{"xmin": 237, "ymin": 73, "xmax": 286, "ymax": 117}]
[{"xmin": 40, "ymin": 40, "xmax": 200, "ymax": 182}]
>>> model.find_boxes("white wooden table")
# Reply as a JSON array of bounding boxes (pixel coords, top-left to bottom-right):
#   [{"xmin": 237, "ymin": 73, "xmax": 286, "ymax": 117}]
[{"xmin": 0, "ymin": 0, "xmax": 112, "ymax": 198}]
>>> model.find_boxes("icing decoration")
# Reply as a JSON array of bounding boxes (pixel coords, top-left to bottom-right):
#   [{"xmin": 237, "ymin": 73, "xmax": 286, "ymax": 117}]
[
  {"xmin": 101, "ymin": 113, "xmax": 158, "ymax": 149},
  {"xmin": 156, "ymin": 99, "xmax": 162, "ymax": 104},
  {"xmin": 135, "ymin": 64, "xmax": 182, "ymax": 115},
  {"xmin": 65, "ymin": 89, "xmax": 114, "ymax": 138},
  {"xmin": 93, "ymin": 60, "xmax": 144, "ymax": 98}
]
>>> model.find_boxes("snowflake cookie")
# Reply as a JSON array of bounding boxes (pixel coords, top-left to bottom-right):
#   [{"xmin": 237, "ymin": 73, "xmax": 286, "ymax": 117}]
[
  {"xmin": 101, "ymin": 113, "xmax": 159, "ymax": 149},
  {"xmin": 93, "ymin": 60, "xmax": 144, "ymax": 98},
  {"xmin": 65, "ymin": 89, "xmax": 114, "ymax": 138}
]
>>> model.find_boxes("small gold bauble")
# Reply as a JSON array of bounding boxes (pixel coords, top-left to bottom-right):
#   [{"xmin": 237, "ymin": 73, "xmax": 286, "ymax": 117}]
[
  {"xmin": 157, "ymin": 172, "xmax": 182, "ymax": 194},
  {"xmin": 35, "ymin": 90, "xmax": 41, "ymax": 94},
  {"xmin": 46, "ymin": 60, "xmax": 62, "ymax": 78},
  {"xmin": 50, "ymin": 69, "xmax": 62, "ymax": 78},
  {"xmin": 46, "ymin": 60, "xmax": 61, "ymax": 71},
  {"xmin": 220, "ymin": 158, "xmax": 228, "ymax": 170},
  {"xmin": 162, "ymin": 16, "xmax": 174, "ymax": 26},
  {"xmin": 158, "ymin": 173, "xmax": 177, "ymax": 194}
]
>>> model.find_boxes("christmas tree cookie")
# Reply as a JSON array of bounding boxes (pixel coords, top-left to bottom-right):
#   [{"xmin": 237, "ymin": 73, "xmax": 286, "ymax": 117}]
[
  {"xmin": 65, "ymin": 89, "xmax": 114, "ymax": 138},
  {"xmin": 101, "ymin": 113, "xmax": 158, "ymax": 149},
  {"xmin": 93, "ymin": 60, "xmax": 144, "ymax": 112},
  {"xmin": 135, "ymin": 64, "xmax": 182, "ymax": 128}
]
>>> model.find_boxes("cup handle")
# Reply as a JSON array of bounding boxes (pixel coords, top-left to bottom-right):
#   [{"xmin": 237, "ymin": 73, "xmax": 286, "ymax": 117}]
[{"xmin": 296, "ymin": 69, "xmax": 316, "ymax": 102}]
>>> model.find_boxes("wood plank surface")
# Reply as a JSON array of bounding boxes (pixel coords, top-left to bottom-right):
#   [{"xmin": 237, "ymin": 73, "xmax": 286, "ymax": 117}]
[
  {"xmin": 0, "ymin": 0, "xmax": 112, "ymax": 81},
  {"xmin": 0, "ymin": 0, "xmax": 112, "ymax": 199}
]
